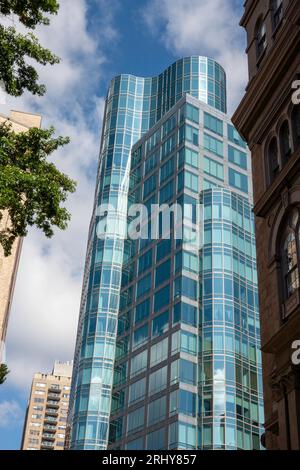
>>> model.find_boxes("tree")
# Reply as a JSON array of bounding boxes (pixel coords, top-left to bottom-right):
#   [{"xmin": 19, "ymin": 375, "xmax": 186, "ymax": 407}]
[
  {"xmin": 0, "ymin": 364, "xmax": 9, "ymax": 385},
  {"xmin": 0, "ymin": 1, "xmax": 59, "ymax": 28},
  {"xmin": 0, "ymin": 122, "xmax": 76, "ymax": 256},
  {"xmin": 0, "ymin": 1, "xmax": 76, "ymax": 255},
  {"xmin": 0, "ymin": 0, "xmax": 60, "ymax": 96}
]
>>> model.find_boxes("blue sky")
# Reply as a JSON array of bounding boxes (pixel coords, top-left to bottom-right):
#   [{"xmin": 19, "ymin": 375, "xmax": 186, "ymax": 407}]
[{"xmin": 0, "ymin": 0, "xmax": 246, "ymax": 450}]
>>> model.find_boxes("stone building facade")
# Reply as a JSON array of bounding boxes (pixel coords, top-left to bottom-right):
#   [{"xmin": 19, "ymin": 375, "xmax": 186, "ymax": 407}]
[{"xmin": 232, "ymin": 0, "xmax": 300, "ymax": 450}]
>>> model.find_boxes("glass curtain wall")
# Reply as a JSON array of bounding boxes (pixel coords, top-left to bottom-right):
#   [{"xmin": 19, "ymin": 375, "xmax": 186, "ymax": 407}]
[{"xmin": 70, "ymin": 57, "xmax": 227, "ymax": 450}]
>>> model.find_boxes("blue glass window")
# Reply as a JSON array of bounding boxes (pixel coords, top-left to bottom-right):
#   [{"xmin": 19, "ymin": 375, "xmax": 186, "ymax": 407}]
[
  {"xmin": 204, "ymin": 112, "xmax": 223, "ymax": 136},
  {"xmin": 174, "ymin": 276, "xmax": 198, "ymax": 300},
  {"xmin": 178, "ymin": 170, "xmax": 198, "ymax": 193},
  {"xmin": 152, "ymin": 310, "xmax": 169, "ymax": 337},
  {"xmin": 228, "ymin": 145, "xmax": 247, "ymax": 170},
  {"xmin": 175, "ymin": 251, "xmax": 199, "ymax": 273},
  {"xmin": 204, "ymin": 156, "xmax": 224, "ymax": 180},
  {"xmin": 161, "ymin": 133, "xmax": 176, "ymax": 160},
  {"xmin": 181, "ymin": 331, "xmax": 197, "ymax": 355},
  {"xmin": 149, "ymin": 366, "xmax": 167, "ymax": 395},
  {"xmin": 129, "ymin": 378, "xmax": 146, "ymax": 405},
  {"xmin": 145, "ymin": 151, "xmax": 158, "ymax": 174},
  {"xmin": 132, "ymin": 146, "xmax": 142, "ymax": 167},
  {"xmin": 154, "ymin": 285, "xmax": 170, "ymax": 312},
  {"xmin": 93, "ymin": 269, "xmax": 101, "ymax": 286},
  {"xmin": 144, "ymin": 174, "xmax": 157, "ymax": 198},
  {"xmin": 138, "ymin": 249, "xmax": 152, "ymax": 274},
  {"xmin": 127, "ymin": 407, "xmax": 144, "ymax": 434},
  {"xmin": 148, "ymin": 396, "xmax": 166, "ymax": 425},
  {"xmin": 178, "ymin": 147, "xmax": 199, "ymax": 169},
  {"xmin": 126, "ymin": 438, "xmax": 143, "ymax": 450},
  {"xmin": 184, "ymin": 103, "xmax": 200, "ymax": 123},
  {"xmin": 179, "ymin": 124, "xmax": 199, "ymax": 146},
  {"xmin": 180, "ymin": 359, "xmax": 197, "ymax": 385},
  {"xmin": 204, "ymin": 133, "xmax": 223, "ymax": 158},
  {"xmin": 155, "ymin": 259, "xmax": 171, "ymax": 287},
  {"xmin": 186, "ymin": 124, "xmax": 199, "ymax": 146},
  {"xmin": 173, "ymin": 302, "xmax": 197, "ymax": 327},
  {"xmin": 229, "ymin": 168, "xmax": 248, "ymax": 193},
  {"xmin": 133, "ymin": 324, "xmax": 148, "ymax": 348},
  {"xmin": 169, "ymin": 421, "xmax": 197, "ymax": 449},
  {"xmin": 135, "ymin": 298, "xmax": 150, "ymax": 324},
  {"xmin": 147, "ymin": 428, "xmax": 165, "ymax": 451},
  {"xmin": 160, "ymin": 180, "xmax": 174, "ymax": 203},
  {"xmin": 131, "ymin": 350, "xmax": 148, "ymax": 377},
  {"xmin": 137, "ymin": 273, "xmax": 151, "ymax": 298},
  {"xmin": 162, "ymin": 114, "xmax": 176, "ymax": 138},
  {"xmin": 156, "ymin": 239, "xmax": 171, "ymax": 262},
  {"xmin": 177, "ymin": 194, "xmax": 198, "ymax": 224},
  {"xmin": 146, "ymin": 128, "xmax": 161, "ymax": 153},
  {"xmin": 160, "ymin": 157, "xmax": 174, "ymax": 183},
  {"xmin": 228, "ymin": 124, "xmax": 247, "ymax": 149},
  {"xmin": 179, "ymin": 390, "xmax": 197, "ymax": 417}
]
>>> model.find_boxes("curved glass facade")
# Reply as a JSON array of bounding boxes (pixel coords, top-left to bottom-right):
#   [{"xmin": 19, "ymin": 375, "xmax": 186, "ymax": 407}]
[
  {"xmin": 199, "ymin": 189, "xmax": 263, "ymax": 449},
  {"xmin": 69, "ymin": 57, "xmax": 227, "ymax": 450},
  {"xmin": 106, "ymin": 95, "xmax": 263, "ymax": 450},
  {"xmin": 69, "ymin": 57, "xmax": 262, "ymax": 450}
]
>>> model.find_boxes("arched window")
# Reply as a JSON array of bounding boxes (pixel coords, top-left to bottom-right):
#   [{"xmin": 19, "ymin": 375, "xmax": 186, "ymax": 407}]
[
  {"xmin": 268, "ymin": 137, "xmax": 279, "ymax": 183},
  {"xmin": 281, "ymin": 209, "xmax": 300, "ymax": 300},
  {"xmin": 256, "ymin": 19, "xmax": 267, "ymax": 59},
  {"xmin": 279, "ymin": 120, "xmax": 292, "ymax": 163},
  {"xmin": 291, "ymin": 106, "xmax": 300, "ymax": 152},
  {"xmin": 271, "ymin": 0, "xmax": 283, "ymax": 30}
]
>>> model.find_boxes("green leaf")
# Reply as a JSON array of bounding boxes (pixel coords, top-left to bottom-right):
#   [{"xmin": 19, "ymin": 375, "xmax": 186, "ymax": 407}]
[
  {"xmin": 0, "ymin": 364, "xmax": 9, "ymax": 385},
  {"xmin": 0, "ymin": 26, "xmax": 60, "ymax": 97},
  {"xmin": 0, "ymin": 0, "xmax": 60, "ymax": 96},
  {"xmin": 0, "ymin": 0, "xmax": 59, "ymax": 28},
  {"xmin": 0, "ymin": 123, "xmax": 76, "ymax": 256}
]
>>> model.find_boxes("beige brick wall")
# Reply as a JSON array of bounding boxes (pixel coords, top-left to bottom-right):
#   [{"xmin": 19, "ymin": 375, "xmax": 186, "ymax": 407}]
[{"xmin": 21, "ymin": 363, "xmax": 72, "ymax": 451}]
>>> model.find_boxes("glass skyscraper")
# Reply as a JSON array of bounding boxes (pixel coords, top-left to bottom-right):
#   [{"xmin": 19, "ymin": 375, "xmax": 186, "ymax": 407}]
[{"xmin": 69, "ymin": 57, "xmax": 263, "ymax": 450}]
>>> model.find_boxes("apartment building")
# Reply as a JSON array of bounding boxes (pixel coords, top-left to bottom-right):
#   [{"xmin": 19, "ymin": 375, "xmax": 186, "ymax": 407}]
[{"xmin": 21, "ymin": 361, "xmax": 72, "ymax": 450}]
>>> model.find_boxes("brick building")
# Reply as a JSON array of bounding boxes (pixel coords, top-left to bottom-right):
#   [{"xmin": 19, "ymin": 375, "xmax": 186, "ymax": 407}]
[{"xmin": 232, "ymin": 0, "xmax": 300, "ymax": 450}]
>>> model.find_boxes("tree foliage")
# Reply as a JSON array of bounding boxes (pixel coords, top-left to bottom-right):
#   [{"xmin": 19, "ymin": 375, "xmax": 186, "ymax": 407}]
[
  {"xmin": 0, "ymin": 0, "xmax": 59, "ymax": 28},
  {"xmin": 0, "ymin": 0, "xmax": 60, "ymax": 96},
  {"xmin": 0, "ymin": 1, "xmax": 76, "ymax": 254},
  {"xmin": 0, "ymin": 26, "xmax": 59, "ymax": 96},
  {"xmin": 0, "ymin": 122, "xmax": 76, "ymax": 256},
  {"xmin": 0, "ymin": 364, "xmax": 9, "ymax": 385}
]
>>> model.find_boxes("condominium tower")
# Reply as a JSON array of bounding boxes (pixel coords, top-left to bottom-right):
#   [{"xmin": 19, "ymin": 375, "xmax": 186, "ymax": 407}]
[
  {"xmin": 21, "ymin": 361, "xmax": 72, "ymax": 450},
  {"xmin": 69, "ymin": 57, "xmax": 263, "ymax": 450},
  {"xmin": 0, "ymin": 110, "xmax": 41, "ymax": 365}
]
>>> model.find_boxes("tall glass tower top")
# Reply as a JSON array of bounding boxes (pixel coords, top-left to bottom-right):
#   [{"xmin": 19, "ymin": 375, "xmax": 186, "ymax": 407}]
[
  {"xmin": 68, "ymin": 57, "xmax": 262, "ymax": 450},
  {"xmin": 109, "ymin": 56, "xmax": 227, "ymax": 125}
]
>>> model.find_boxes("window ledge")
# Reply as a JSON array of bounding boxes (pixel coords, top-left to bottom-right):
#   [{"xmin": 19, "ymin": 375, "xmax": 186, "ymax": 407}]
[
  {"xmin": 256, "ymin": 47, "xmax": 267, "ymax": 69},
  {"xmin": 282, "ymin": 288, "xmax": 300, "ymax": 321},
  {"xmin": 272, "ymin": 18, "xmax": 283, "ymax": 40}
]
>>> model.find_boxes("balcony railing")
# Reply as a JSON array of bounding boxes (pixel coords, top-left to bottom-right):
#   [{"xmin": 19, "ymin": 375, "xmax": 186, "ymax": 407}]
[
  {"xmin": 42, "ymin": 434, "xmax": 55, "ymax": 441},
  {"xmin": 44, "ymin": 416, "xmax": 57, "ymax": 424},
  {"xmin": 43, "ymin": 425, "xmax": 56, "ymax": 433},
  {"xmin": 45, "ymin": 409, "xmax": 58, "ymax": 417},
  {"xmin": 46, "ymin": 400, "xmax": 59, "ymax": 408},
  {"xmin": 41, "ymin": 441, "xmax": 54, "ymax": 449},
  {"xmin": 48, "ymin": 386, "xmax": 61, "ymax": 393},
  {"xmin": 47, "ymin": 393, "xmax": 60, "ymax": 401}
]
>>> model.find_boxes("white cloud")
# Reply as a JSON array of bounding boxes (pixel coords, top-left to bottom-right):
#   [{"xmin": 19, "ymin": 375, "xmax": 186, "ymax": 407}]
[
  {"xmin": 142, "ymin": 0, "xmax": 248, "ymax": 114},
  {"xmin": 0, "ymin": 0, "xmax": 118, "ymax": 392},
  {"xmin": 0, "ymin": 401, "xmax": 23, "ymax": 428}
]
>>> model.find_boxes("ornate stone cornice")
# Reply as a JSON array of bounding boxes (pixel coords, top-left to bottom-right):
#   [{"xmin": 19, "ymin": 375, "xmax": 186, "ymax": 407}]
[{"xmin": 270, "ymin": 365, "xmax": 300, "ymax": 401}]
